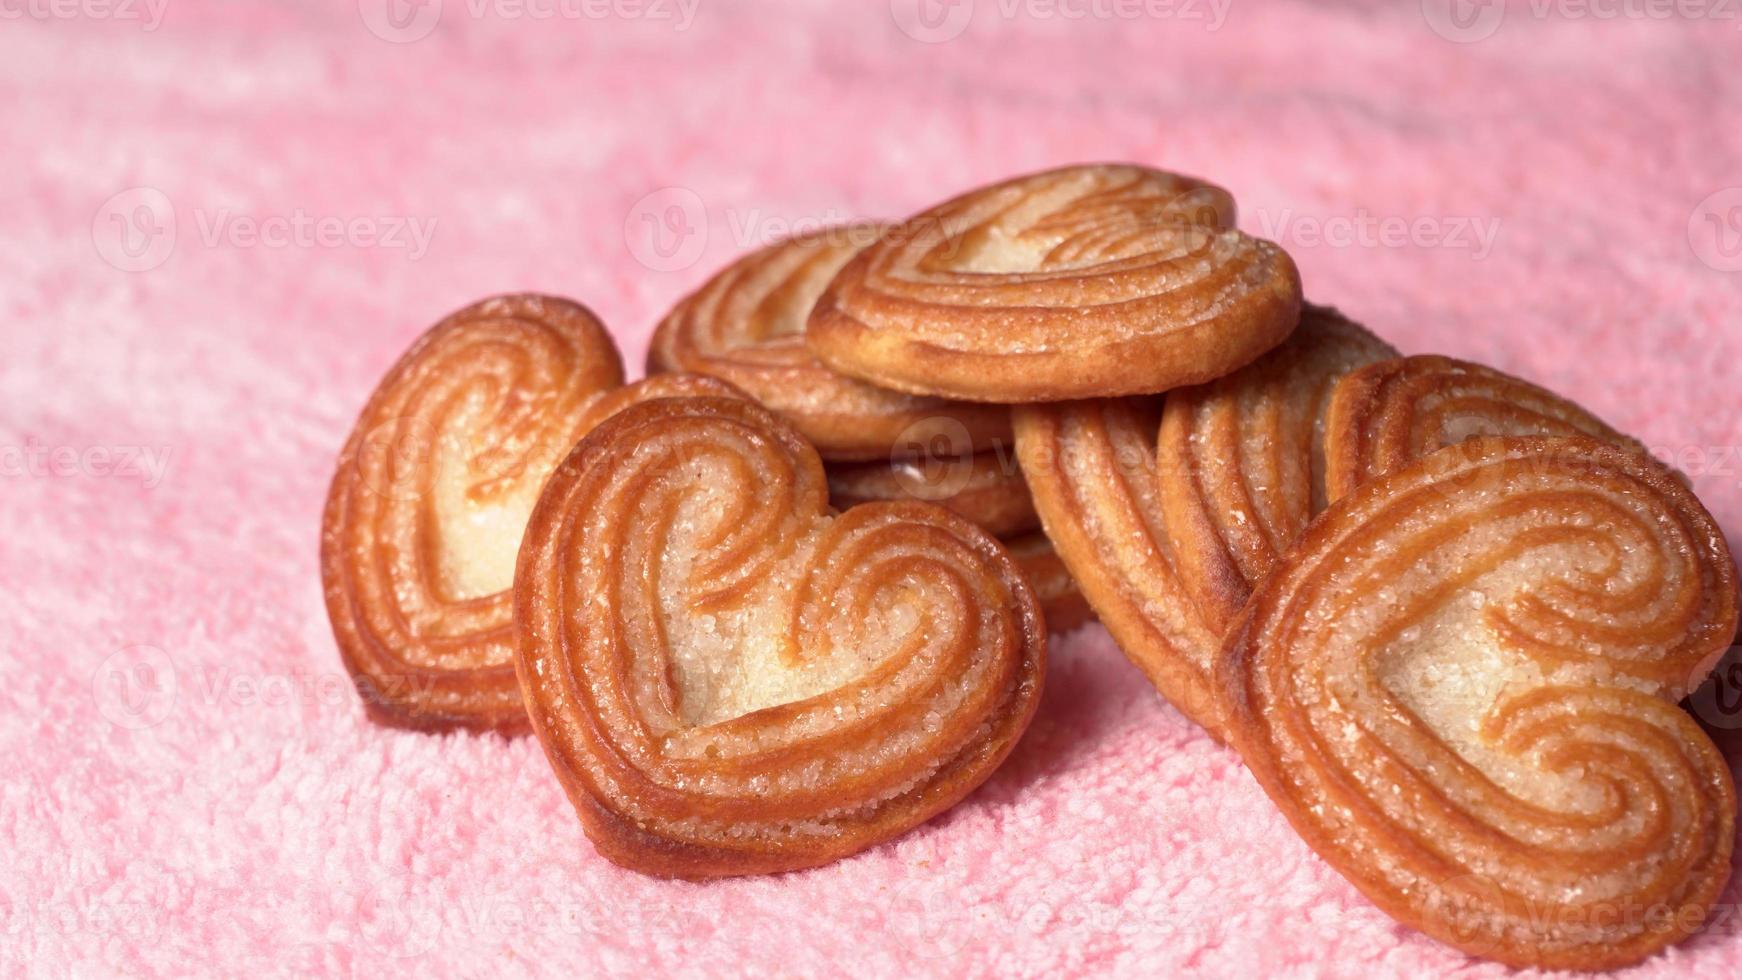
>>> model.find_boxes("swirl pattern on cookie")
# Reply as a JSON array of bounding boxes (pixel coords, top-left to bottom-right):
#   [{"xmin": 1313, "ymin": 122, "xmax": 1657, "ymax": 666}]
[
  {"xmin": 514, "ymin": 396, "xmax": 1046, "ymax": 878},
  {"xmin": 827, "ymin": 451, "xmax": 1038, "ymax": 538},
  {"xmin": 321, "ymin": 293, "xmax": 745, "ymax": 733},
  {"xmin": 1218, "ymin": 437, "xmax": 1739, "ymax": 970},
  {"xmin": 1014, "ymin": 399, "xmax": 1226, "ymax": 735},
  {"xmin": 807, "ymin": 163, "xmax": 1303, "ymax": 402},
  {"xmin": 1158, "ymin": 305, "xmax": 1397, "ymax": 630},
  {"xmin": 649, "ymin": 226, "xmax": 1012, "ymax": 460},
  {"xmin": 1324, "ymin": 355, "xmax": 1643, "ymax": 502}
]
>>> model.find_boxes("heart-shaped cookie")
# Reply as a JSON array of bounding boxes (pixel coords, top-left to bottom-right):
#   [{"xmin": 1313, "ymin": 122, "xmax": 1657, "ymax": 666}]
[
  {"xmin": 1324, "ymin": 354, "xmax": 1644, "ymax": 502},
  {"xmin": 513, "ymin": 395, "xmax": 1046, "ymax": 878},
  {"xmin": 1218, "ymin": 437, "xmax": 1739, "ymax": 970},
  {"xmin": 807, "ymin": 163, "xmax": 1302, "ymax": 402},
  {"xmin": 321, "ymin": 293, "xmax": 745, "ymax": 733},
  {"xmin": 649, "ymin": 226, "xmax": 1012, "ymax": 460},
  {"xmin": 1157, "ymin": 305, "xmax": 1396, "ymax": 630}
]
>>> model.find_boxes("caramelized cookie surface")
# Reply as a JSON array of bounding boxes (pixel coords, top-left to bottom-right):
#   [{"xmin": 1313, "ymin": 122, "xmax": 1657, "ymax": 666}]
[
  {"xmin": 808, "ymin": 163, "xmax": 1302, "ymax": 402},
  {"xmin": 321, "ymin": 293, "xmax": 742, "ymax": 732},
  {"xmin": 1158, "ymin": 305, "xmax": 1396, "ymax": 629},
  {"xmin": 514, "ymin": 396, "xmax": 1046, "ymax": 878},
  {"xmin": 650, "ymin": 227, "xmax": 1011, "ymax": 460},
  {"xmin": 1325, "ymin": 354, "xmax": 1644, "ymax": 502},
  {"xmin": 1218, "ymin": 437, "xmax": 1739, "ymax": 970},
  {"xmin": 1014, "ymin": 398, "xmax": 1229, "ymax": 735}
]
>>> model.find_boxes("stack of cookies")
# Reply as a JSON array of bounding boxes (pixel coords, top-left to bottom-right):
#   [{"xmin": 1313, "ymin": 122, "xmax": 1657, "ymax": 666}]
[{"xmin": 321, "ymin": 164, "xmax": 1739, "ymax": 971}]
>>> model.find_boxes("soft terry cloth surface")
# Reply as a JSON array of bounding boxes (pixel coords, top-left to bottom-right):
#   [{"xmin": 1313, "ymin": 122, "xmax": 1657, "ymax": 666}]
[{"xmin": 4, "ymin": 2, "xmax": 1742, "ymax": 976}]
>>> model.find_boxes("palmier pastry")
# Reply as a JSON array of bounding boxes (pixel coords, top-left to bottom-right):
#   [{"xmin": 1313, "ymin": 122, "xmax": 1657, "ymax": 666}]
[
  {"xmin": 825, "ymin": 451, "xmax": 1039, "ymax": 538},
  {"xmin": 514, "ymin": 396, "xmax": 1046, "ymax": 878},
  {"xmin": 1218, "ymin": 437, "xmax": 1740, "ymax": 970},
  {"xmin": 321, "ymin": 293, "xmax": 745, "ymax": 733},
  {"xmin": 1013, "ymin": 398, "xmax": 1229, "ymax": 735},
  {"xmin": 648, "ymin": 226, "xmax": 1012, "ymax": 460},
  {"xmin": 1005, "ymin": 533, "xmax": 1094, "ymax": 634},
  {"xmin": 1157, "ymin": 305, "xmax": 1397, "ymax": 630},
  {"xmin": 807, "ymin": 163, "xmax": 1303, "ymax": 402},
  {"xmin": 1324, "ymin": 354, "xmax": 1644, "ymax": 502}
]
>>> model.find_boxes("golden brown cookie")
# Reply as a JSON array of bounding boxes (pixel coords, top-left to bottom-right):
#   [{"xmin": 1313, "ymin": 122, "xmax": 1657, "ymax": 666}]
[
  {"xmin": 1157, "ymin": 305, "xmax": 1397, "ymax": 630},
  {"xmin": 1218, "ymin": 437, "xmax": 1740, "ymax": 970},
  {"xmin": 1004, "ymin": 533, "xmax": 1095, "ymax": 635},
  {"xmin": 826, "ymin": 451, "xmax": 1038, "ymax": 538},
  {"xmin": 1013, "ymin": 398, "xmax": 1228, "ymax": 736},
  {"xmin": 807, "ymin": 163, "xmax": 1303, "ymax": 402},
  {"xmin": 321, "ymin": 293, "xmax": 745, "ymax": 733},
  {"xmin": 513, "ymin": 396, "xmax": 1047, "ymax": 878},
  {"xmin": 1324, "ymin": 354, "xmax": 1644, "ymax": 502},
  {"xmin": 648, "ymin": 226, "xmax": 1012, "ymax": 460}
]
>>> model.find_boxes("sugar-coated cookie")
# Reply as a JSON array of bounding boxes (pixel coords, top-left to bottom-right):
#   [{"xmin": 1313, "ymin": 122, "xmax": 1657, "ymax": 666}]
[
  {"xmin": 1014, "ymin": 398, "xmax": 1229, "ymax": 735},
  {"xmin": 1324, "ymin": 354, "xmax": 1644, "ymax": 502},
  {"xmin": 649, "ymin": 226, "xmax": 1012, "ymax": 460},
  {"xmin": 321, "ymin": 293, "xmax": 743, "ymax": 733},
  {"xmin": 514, "ymin": 396, "xmax": 1046, "ymax": 878},
  {"xmin": 1157, "ymin": 305, "xmax": 1396, "ymax": 630},
  {"xmin": 1218, "ymin": 437, "xmax": 1739, "ymax": 970},
  {"xmin": 808, "ymin": 163, "xmax": 1302, "ymax": 402}
]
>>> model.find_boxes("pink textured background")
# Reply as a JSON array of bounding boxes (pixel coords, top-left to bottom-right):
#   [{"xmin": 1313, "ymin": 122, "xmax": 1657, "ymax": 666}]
[{"xmin": 5, "ymin": 1, "xmax": 1742, "ymax": 976}]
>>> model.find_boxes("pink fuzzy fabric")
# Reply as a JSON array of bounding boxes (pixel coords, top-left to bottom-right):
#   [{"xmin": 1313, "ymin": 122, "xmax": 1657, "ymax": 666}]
[{"xmin": 6, "ymin": 1, "xmax": 1742, "ymax": 975}]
